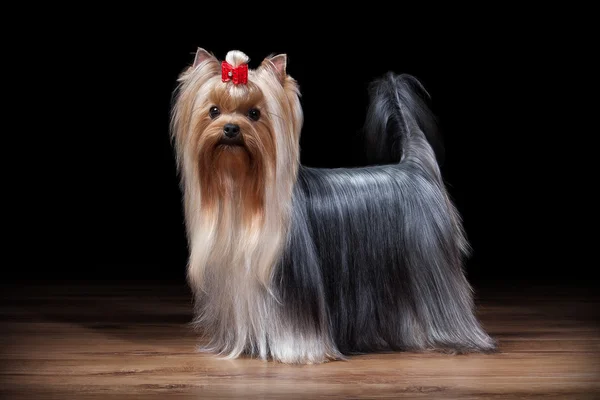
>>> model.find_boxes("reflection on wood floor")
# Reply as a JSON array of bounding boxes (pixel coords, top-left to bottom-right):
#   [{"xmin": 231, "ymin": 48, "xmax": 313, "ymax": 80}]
[{"xmin": 1, "ymin": 282, "xmax": 598, "ymax": 399}]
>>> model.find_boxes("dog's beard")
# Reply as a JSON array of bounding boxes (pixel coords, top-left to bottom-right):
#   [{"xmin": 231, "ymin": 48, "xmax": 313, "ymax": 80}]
[
  {"xmin": 188, "ymin": 123, "xmax": 289, "ymax": 359},
  {"xmin": 207, "ymin": 143, "xmax": 252, "ymax": 197},
  {"xmin": 196, "ymin": 127, "xmax": 271, "ymax": 226}
]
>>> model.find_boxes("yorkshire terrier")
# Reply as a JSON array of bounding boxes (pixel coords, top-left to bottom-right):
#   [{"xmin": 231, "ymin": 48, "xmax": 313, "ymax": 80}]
[{"xmin": 170, "ymin": 48, "xmax": 496, "ymax": 364}]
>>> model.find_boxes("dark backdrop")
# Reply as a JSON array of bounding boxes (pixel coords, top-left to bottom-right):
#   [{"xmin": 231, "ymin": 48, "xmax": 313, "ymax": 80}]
[{"xmin": 14, "ymin": 19, "xmax": 592, "ymax": 285}]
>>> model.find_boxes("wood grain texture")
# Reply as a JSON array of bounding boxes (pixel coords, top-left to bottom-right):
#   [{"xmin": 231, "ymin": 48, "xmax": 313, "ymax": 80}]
[{"xmin": 1, "ymin": 282, "xmax": 599, "ymax": 399}]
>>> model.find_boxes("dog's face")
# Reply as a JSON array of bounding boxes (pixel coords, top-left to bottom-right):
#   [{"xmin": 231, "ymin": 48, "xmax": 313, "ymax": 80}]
[
  {"xmin": 171, "ymin": 49, "xmax": 303, "ymax": 215},
  {"xmin": 192, "ymin": 76, "xmax": 277, "ymax": 190}
]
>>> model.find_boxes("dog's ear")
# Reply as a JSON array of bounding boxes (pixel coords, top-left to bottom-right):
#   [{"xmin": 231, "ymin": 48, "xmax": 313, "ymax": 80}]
[
  {"xmin": 261, "ymin": 54, "xmax": 287, "ymax": 82},
  {"xmin": 178, "ymin": 48, "xmax": 218, "ymax": 81},
  {"xmin": 193, "ymin": 47, "xmax": 216, "ymax": 68}
]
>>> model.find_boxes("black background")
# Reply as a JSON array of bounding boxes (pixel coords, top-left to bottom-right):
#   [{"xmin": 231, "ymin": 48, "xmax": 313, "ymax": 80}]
[{"xmin": 12, "ymin": 17, "xmax": 593, "ymax": 285}]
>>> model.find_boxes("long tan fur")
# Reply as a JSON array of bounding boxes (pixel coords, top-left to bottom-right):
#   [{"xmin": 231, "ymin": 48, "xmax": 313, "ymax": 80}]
[{"xmin": 170, "ymin": 49, "xmax": 317, "ymax": 361}]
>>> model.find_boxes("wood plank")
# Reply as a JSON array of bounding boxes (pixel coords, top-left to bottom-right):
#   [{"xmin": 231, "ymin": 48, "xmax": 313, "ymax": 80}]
[{"xmin": 1, "ymin": 282, "xmax": 599, "ymax": 399}]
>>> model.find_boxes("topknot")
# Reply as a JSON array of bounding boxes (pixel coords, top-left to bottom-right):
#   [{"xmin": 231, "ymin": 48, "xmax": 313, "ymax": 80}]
[{"xmin": 225, "ymin": 50, "xmax": 250, "ymax": 67}]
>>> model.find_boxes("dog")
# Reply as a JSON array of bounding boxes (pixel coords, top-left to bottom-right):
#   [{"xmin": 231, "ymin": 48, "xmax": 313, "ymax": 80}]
[{"xmin": 169, "ymin": 48, "xmax": 496, "ymax": 364}]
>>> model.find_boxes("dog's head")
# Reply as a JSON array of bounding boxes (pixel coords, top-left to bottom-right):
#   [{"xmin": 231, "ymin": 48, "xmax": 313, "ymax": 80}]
[{"xmin": 171, "ymin": 49, "xmax": 303, "ymax": 213}]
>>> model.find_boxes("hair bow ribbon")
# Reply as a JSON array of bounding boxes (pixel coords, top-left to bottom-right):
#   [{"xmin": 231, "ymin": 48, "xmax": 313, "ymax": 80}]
[{"xmin": 221, "ymin": 61, "xmax": 248, "ymax": 85}]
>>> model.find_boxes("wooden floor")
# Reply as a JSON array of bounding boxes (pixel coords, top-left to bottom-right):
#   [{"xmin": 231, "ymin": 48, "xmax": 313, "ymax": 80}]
[{"xmin": 1, "ymin": 281, "xmax": 598, "ymax": 399}]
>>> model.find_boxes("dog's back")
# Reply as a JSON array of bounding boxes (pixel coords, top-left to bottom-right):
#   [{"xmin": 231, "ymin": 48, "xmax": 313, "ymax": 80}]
[{"xmin": 287, "ymin": 74, "xmax": 496, "ymax": 355}]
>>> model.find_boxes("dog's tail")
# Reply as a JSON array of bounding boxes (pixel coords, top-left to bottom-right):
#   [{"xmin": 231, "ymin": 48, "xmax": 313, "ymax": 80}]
[
  {"xmin": 364, "ymin": 72, "xmax": 445, "ymax": 172},
  {"xmin": 364, "ymin": 74, "xmax": 497, "ymax": 354},
  {"xmin": 365, "ymin": 72, "xmax": 472, "ymax": 257}
]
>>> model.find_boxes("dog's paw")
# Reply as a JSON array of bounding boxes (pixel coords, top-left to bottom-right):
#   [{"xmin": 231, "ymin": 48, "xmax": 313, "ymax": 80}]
[
  {"xmin": 269, "ymin": 342, "xmax": 344, "ymax": 365},
  {"xmin": 272, "ymin": 351, "xmax": 342, "ymax": 365}
]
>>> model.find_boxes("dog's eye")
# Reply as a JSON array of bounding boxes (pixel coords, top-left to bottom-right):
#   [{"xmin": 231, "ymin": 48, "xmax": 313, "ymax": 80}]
[
  {"xmin": 209, "ymin": 106, "xmax": 220, "ymax": 119},
  {"xmin": 247, "ymin": 108, "xmax": 261, "ymax": 121}
]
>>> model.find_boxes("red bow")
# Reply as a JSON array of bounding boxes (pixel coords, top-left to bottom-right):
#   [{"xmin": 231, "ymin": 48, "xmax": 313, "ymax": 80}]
[{"xmin": 221, "ymin": 61, "xmax": 248, "ymax": 85}]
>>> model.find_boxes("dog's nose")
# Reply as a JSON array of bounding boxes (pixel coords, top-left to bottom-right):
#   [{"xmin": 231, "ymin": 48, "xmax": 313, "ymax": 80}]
[{"xmin": 223, "ymin": 123, "xmax": 240, "ymax": 138}]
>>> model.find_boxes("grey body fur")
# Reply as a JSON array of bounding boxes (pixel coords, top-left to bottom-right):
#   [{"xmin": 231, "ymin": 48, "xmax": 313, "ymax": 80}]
[{"xmin": 273, "ymin": 73, "xmax": 496, "ymax": 356}]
